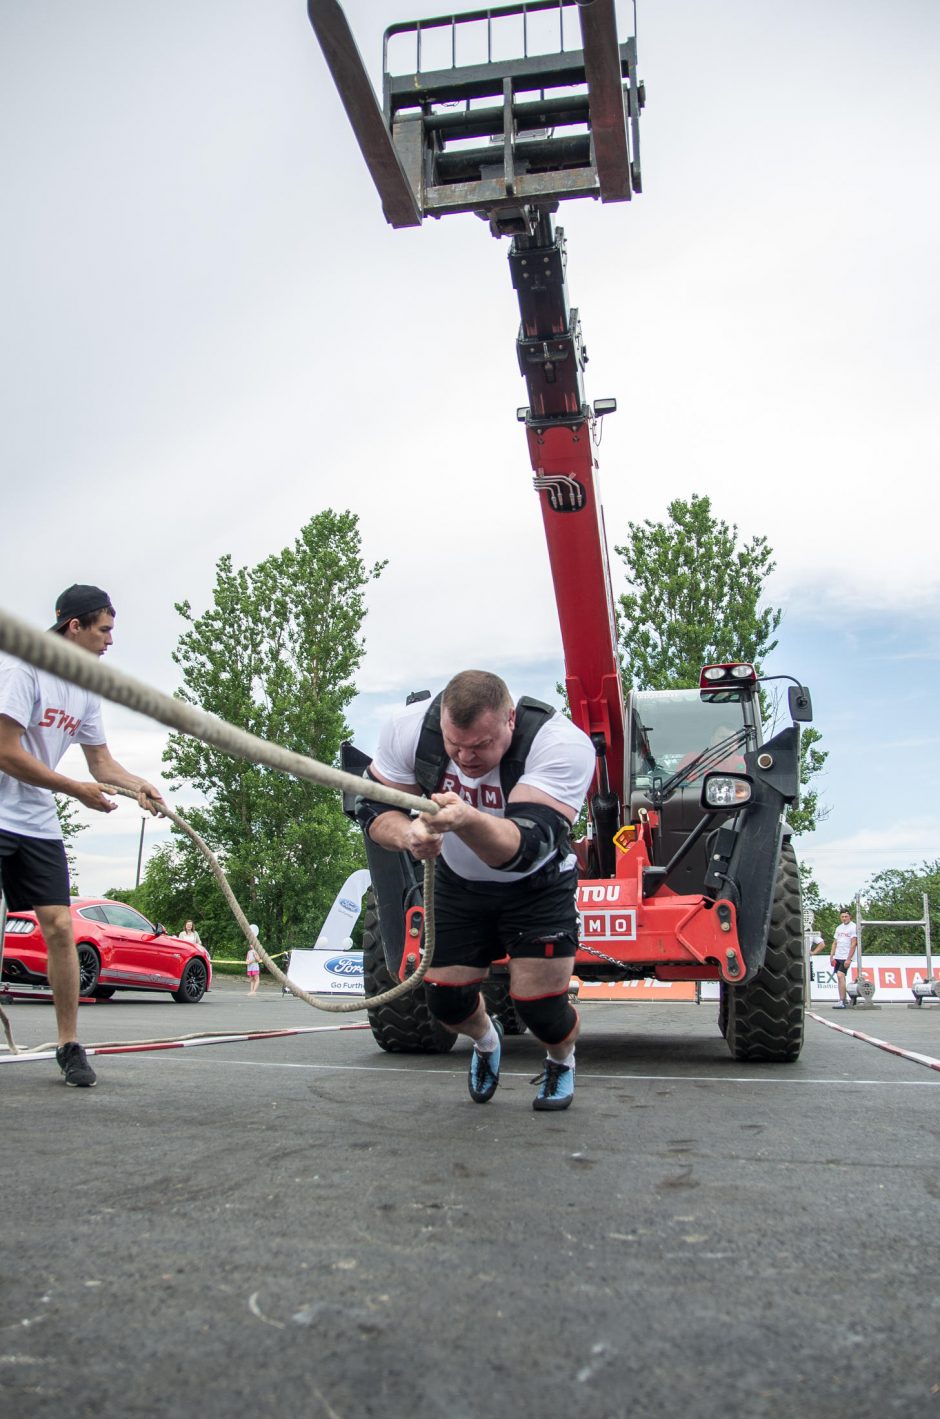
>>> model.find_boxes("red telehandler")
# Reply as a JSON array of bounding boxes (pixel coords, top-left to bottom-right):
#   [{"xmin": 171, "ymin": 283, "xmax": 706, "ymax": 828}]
[{"xmin": 311, "ymin": 0, "xmax": 812, "ymax": 1062}]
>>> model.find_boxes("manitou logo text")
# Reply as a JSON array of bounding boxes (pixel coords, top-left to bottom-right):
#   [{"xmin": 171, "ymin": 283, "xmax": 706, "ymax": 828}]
[
  {"xmin": 38, "ymin": 707, "xmax": 82, "ymax": 736},
  {"xmin": 577, "ymin": 885, "xmax": 636, "ymax": 941}
]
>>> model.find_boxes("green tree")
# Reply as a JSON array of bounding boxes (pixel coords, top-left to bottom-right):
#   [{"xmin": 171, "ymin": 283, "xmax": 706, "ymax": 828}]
[
  {"xmin": 615, "ymin": 492, "xmax": 826, "ymax": 833},
  {"xmin": 799, "ymin": 865, "xmax": 840, "ymax": 941},
  {"xmin": 145, "ymin": 510, "xmax": 384, "ymax": 954},
  {"xmin": 858, "ymin": 860, "xmax": 939, "ymax": 955},
  {"xmin": 55, "ymin": 795, "xmax": 84, "ymax": 894},
  {"xmin": 615, "ymin": 493, "xmax": 781, "ymax": 690}
]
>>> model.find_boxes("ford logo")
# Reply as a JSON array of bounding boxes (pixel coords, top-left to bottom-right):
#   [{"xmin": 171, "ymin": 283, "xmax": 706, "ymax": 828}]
[
  {"xmin": 325, "ymin": 957, "xmax": 364, "ymax": 977},
  {"xmin": 339, "ymin": 898, "xmax": 358, "ymax": 913}
]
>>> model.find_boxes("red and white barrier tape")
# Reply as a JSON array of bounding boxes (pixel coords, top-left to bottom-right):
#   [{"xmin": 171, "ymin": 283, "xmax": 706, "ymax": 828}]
[
  {"xmin": 808, "ymin": 1011, "xmax": 940, "ymax": 1074},
  {"xmin": 0, "ymin": 1020, "xmax": 371, "ymax": 1065}
]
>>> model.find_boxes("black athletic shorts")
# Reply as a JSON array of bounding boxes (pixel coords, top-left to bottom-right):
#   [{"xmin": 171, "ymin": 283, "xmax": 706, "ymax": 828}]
[
  {"xmin": 0, "ymin": 830, "xmax": 71, "ymax": 910},
  {"xmin": 429, "ymin": 855, "xmax": 580, "ymax": 972},
  {"xmin": 832, "ymin": 958, "xmax": 850, "ymax": 975}
]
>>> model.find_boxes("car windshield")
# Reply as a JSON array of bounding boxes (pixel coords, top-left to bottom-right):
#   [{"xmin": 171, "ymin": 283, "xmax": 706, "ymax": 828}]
[{"xmin": 630, "ymin": 688, "xmax": 751, "ymax": 788}]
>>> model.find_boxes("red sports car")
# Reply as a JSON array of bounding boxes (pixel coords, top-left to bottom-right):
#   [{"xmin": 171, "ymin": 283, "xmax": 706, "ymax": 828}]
[{"xmin": 1, "ymin": 898, "xmax": 212, "ymax": 1003}]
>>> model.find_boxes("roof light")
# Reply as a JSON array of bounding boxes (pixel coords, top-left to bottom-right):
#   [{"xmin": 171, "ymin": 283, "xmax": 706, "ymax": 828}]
[
  {"xmin": 702, "ymin": 774, "xmax": 752, "ymax": 809},
  {"xmin": 700, "ymin": 662, "xmax": 757, "ymax": 687}
]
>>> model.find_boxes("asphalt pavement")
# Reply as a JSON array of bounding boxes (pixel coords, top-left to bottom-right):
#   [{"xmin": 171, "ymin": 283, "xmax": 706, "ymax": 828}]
[{"xmin": 2, "ymin": 982, "xmax": 939, "ymax": 1419}]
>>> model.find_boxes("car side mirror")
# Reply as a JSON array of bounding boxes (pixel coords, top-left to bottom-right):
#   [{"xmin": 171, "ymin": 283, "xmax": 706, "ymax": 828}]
[
  {"xmin": 788, "ymin": 685, "xmax": 813, "ymax": 723},
  {"xmin": 154, "ymin": 923, "xmax": 167, "ymax": 938}
]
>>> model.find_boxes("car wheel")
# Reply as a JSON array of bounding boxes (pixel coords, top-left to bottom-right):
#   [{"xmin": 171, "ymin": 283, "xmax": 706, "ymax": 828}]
[
  {"xmin": 172, "ymin": 958, "xmax": 208, "ymax": 1003},
  {"xmin": 77, "ymin": 944, "xmax": 100, "ymax": 995},
  {"xmin": 92, "ymin": 986, "xmax": 116, "ymax": 1000}
]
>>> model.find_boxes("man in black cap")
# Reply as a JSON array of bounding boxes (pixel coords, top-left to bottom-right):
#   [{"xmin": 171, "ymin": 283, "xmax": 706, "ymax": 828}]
[{"xmin": 0, "ymin": 585, "xmax": 163, "ymax": 1086}]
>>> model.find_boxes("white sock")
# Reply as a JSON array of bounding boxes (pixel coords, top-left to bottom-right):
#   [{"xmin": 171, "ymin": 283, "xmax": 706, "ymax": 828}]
[
  {"xmin": 475, "ymin": 1020, "xmax": 499, "ymax": 1054},
  {"xmin": 548, "ymin": 1048, "xmax": 576, "ymax": 1069}
]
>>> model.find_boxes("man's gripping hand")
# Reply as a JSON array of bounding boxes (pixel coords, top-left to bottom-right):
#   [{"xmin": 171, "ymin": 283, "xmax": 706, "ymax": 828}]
[
  {"xmin": 404, "ymin": 814, "xmax": 444, "ymax": 861},
  {"xmin": 73, "ymin": 781, "xmax": 119, "ymax": 814},
  {"xmin": 136, "ymin": 780, "xmax": 165, "ymax": 815},
  {"xmin": 420, "ymin": 790, "xmax": 473, "ymax": 835}
]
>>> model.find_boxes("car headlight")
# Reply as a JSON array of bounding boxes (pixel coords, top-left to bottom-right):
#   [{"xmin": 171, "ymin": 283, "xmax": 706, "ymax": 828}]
[{"xmin": 702, "ymin": 774, "xmax": 752, "ymax": 809}]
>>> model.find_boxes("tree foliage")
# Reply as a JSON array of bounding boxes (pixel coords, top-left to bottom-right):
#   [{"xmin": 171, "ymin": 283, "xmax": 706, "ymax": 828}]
[
  {"xmin": 615, "ymin": 493, "xmax": 781, "ymax": 690},
  {"xmin": 858, "ymin": 860, "xmax": 939, "ymax": 955},
  {"xmin": 55, "ymin": 795, "xmax": 84, "ymax": 894},
  {"xmin": 140, "ymin": 510, "xmax": 384, "ymax": 954},
  {"xmin": 615, "ymin": 492, "xmax": 826, "ymax": 834},
  {"xmin": 799, "ymin": 865, "xmax": 840, "ymax": 942}
]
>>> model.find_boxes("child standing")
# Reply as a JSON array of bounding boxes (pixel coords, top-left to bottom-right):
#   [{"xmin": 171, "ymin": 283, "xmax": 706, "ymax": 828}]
[{"xmin": 246, "ymin": 926, "xmax": 261, "ymax": 994}]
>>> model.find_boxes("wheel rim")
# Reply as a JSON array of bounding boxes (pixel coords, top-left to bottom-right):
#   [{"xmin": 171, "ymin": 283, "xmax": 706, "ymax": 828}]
[
  {"xmin": 77, "ymin": 948, "xmax": 98, "ymax": 994},
  {"xmin": 183, "ymin": 960, "xmax": 207, "ymax": 1000}
]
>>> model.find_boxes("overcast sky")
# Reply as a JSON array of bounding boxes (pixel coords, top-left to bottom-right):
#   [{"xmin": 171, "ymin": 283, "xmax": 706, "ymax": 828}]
[{"xmin": 2, "ymin": 0, "xmax": 938, "ymax": 924}]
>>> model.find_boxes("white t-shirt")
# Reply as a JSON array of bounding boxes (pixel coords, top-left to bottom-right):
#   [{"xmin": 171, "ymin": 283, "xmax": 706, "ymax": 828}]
[
  {"xmin": 833, "ymin": 921, "xmax": 857, "ymax": 960},
  {"xmin": 371, "ymin": 698, "xmax": 595, "ymax": 883},
  {"xmin": 0, "ymin": 652, "xmax": 106, "ymax": 838}
]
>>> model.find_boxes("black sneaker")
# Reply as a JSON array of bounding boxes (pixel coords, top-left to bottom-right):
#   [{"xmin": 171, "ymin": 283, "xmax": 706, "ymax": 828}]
[
  {"xmin": 468, "ymin": 1017, "xmax": 503, "ymax": 1104},
  {"xmin": 56, "ymin": 1042, "xmax": 97, "ymax": 1088}
]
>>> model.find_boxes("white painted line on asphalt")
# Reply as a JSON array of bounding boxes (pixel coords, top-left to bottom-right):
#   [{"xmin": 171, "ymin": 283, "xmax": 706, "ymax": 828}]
[{"xmin": 210, "ymin": 1058, "xmax": 940, "ymax": 1086}]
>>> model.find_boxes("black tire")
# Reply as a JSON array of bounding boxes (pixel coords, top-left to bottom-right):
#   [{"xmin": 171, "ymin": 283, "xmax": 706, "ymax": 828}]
[
  {"xmin": 92, "ymin": 986, "xmax": 116, "ymax": 1000},
  {"xmin": 717, "ymin": 983, "xmax": 729, "ymax": 1039},
  {"xmin": 481, "ymin": 976, "xmax": 528, "ymax": 1036},
  {"xmin": 76, "ymin": 944, "xmax": 100, "ymax": 995},
  {"xmin": 172, "ymin": 958, "xmax": 209, "ymax": 1004},
  {"xmin": 723, "ymin": 840, "xmax": 805, "ymax": 1063},
  {"xmin": 362, "ymin": 889, "xmax": 456, "ymax": 1054}
]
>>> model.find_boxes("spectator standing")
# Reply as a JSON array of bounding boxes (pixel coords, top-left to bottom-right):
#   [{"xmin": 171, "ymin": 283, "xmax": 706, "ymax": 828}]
[
  {"xmin": 246, "ymin": 924, "xmax": 261, "ymax": 994},
  {"xmin": 0, "ymin": 585, "xmax": 163, "ymax": 1087},
  {"xmin": 830, "ymin": 910, "xmax": 858, "ymax": 1009},
  {"xmin": 178, "ymin": 919, "xmax": 202, "ymax": 946}
]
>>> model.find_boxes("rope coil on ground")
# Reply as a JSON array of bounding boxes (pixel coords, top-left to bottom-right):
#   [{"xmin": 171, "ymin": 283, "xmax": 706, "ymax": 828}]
[{"xmin": 0, "ymin": 605, "xmax": 440, "ymax": 1049}]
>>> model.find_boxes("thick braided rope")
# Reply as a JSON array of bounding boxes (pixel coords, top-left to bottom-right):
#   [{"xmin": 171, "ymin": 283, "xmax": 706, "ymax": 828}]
[
  {"xmin": 0, "ymin": 606, "xmax": 438, "ymax": 1021},
  {"xmin": 0, "ymin": 607, "xmax": 438, "ymax": 816},
  {"xmin": 104, "ymin": 786, "xmax": 434, "ymax": 1013}
]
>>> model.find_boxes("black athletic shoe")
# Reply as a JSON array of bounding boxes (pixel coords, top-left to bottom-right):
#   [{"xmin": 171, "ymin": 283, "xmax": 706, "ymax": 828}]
[
  {"xmin": 56, "ymin": 1042, "xmax": 97, "ymax": 1088},
  {"xmin": 531, "ymin": 1060, "xmax": 575, "ymax": 1111},
  {"xmin": 468, "ymin": 1018, "xmax": 503, "ymax": 1104}
]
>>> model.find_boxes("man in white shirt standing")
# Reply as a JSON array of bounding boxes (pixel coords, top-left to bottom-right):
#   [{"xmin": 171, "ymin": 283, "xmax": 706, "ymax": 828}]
[
  {"xmin": 359, "ymin": 670, "xmax": 595, "ymax": 1112},
  {"xmin": 0, "ymin": 585, "xmax": 163, "ymax": 1086},
  {"xmin": 830, "ymin": 910, "xmax": 858, "ymax": 1009}
]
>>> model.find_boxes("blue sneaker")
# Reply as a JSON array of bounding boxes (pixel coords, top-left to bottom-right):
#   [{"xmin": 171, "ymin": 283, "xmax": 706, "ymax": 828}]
[
  {"xmin": 468, "ymin": 1018, "xmax": 502, "ymax": 1103},
  {"xmin": 532, "ymin": 1059, "xmax": 575, "ymax": 1111}
]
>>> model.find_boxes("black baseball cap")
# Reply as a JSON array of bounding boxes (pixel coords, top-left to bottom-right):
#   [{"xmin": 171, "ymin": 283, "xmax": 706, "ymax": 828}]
[{"xmin": 49, "ymin": 584, "xmax": 114, "ymax": 633}]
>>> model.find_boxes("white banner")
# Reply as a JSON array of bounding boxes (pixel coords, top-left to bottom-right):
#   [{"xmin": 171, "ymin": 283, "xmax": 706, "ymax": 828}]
[
  {"xmin": 700, "ymin": 954, "xmax": 939, "ymax": 1003},
  {"xmin": 313, "ymin": 868, "xmax": 371, "ymax": 951},
  {"xmin": 283, "ymin": 869, "xmax": 371, "ymax": 995},
  {"xmin": 808, "ymin": 954, "xmax": 939, "ymax": 1003},
  {"xmin": 285, "ymin": 947, "xmax": 365, "ymax": 995}
]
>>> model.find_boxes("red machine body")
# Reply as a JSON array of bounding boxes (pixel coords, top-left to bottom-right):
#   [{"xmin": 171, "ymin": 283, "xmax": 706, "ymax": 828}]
[{"xmin": 314, "ymin": 0, "xmax": 808, "ymax": 1059}]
